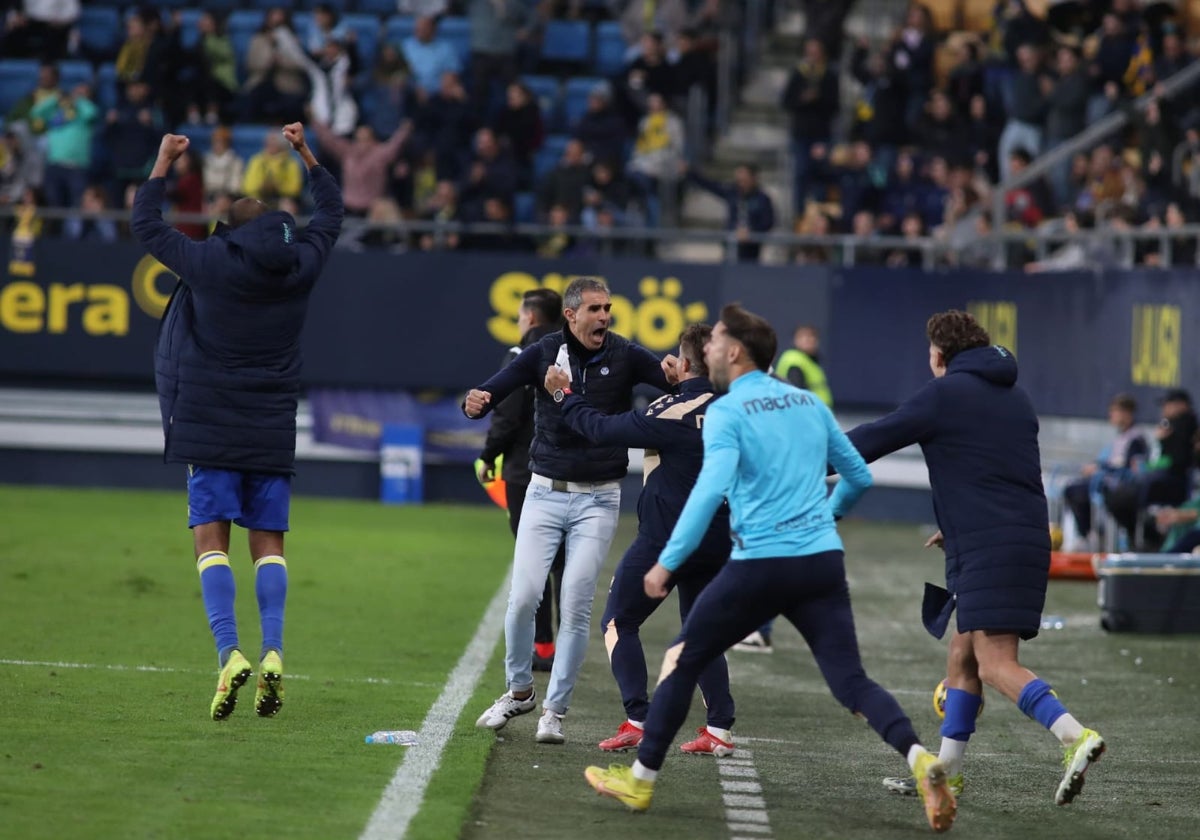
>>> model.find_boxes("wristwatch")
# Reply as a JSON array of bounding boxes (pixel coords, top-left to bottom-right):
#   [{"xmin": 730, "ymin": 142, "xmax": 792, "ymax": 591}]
[{"xmin": 552, "ymin": 386, "xmax": 572, "ymax": 403}]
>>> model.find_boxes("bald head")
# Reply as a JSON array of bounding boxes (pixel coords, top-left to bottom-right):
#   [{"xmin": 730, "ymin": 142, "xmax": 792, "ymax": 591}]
[{"xmin": 229, "ymin": 197, "xmax": 268, "ymax": 229}]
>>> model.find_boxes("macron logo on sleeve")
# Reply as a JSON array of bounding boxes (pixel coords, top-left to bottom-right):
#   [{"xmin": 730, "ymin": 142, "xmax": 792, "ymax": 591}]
[{"xmin": 282, "ymin": 223, "xmax": 293, "ymax": 244}]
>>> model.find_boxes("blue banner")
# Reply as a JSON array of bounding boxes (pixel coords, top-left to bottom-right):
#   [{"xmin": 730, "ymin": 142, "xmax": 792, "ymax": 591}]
[
  {"xmin": 309, "ymin": 388, "xmax": 483, "ymax": 464},
  {"xmin": 0, "ymin": 233, "xmax": 1195, "ymax": 421}
]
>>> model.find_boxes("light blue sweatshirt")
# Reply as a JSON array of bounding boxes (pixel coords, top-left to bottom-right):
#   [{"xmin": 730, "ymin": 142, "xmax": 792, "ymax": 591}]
[{"xmin": 659, "ymin": 370, "xmax": 872, "ymax": 571}]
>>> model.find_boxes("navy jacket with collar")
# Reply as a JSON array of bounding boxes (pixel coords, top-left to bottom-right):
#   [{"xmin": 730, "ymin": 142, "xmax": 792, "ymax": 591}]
[
  {"xmin": 132, "ymin": 165, "xmax": 345, "ymax": 475},
  {"xmin": 559, "ymin": 376, "xmax": 730, "ymax": 563},
  {"xmin": 847, "ymin": 345, "xmax": 1051, "ymax": 637},
  {"xmin": 466, "ymin": 327, "xmax": 670, "ymax": 482}
]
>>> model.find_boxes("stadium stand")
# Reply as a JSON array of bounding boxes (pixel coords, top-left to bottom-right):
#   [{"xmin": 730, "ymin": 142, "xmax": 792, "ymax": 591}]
[{"xmin": 0, "ymin": 0, "xmax": 1198, "ymax": 270}]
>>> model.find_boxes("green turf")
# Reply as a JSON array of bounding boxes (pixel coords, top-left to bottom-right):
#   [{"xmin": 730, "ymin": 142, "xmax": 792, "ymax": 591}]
[
  {"xmin": 464, "ymin": 517, "xmax": 1200, "ymax": 840},
  {"xmin": 0, "ymin": 486, "xmax": 512, "ymax": 840},
  {"xmin": 4, "ymin": 487, "xmax": 1200, "ymax": 840}
]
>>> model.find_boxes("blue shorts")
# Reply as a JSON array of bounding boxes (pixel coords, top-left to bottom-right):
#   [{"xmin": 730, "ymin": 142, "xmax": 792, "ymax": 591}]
[{"xmin": 187, "ymin": 466, "xmax": 291, "ymax": 531}]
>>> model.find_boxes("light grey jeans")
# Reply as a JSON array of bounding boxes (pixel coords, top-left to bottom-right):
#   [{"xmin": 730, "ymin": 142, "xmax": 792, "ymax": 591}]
[{"xmin": 505, "ymin": 479, "xmax": 621, "ymax": 714}]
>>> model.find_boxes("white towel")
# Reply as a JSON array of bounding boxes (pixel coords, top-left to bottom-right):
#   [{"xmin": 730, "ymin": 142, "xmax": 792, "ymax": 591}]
[{"xmin": 555, "ymin": 343, "xmax": 572, "ymax": 383}]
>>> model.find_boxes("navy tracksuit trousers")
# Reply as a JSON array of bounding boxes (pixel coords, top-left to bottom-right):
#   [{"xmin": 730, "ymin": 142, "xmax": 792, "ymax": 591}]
[
  {"xmin": 637, "ymin": 551, "xmax": 921, "ymax": 771},
  {"xmin": 601, "ymin": 535, "xmax": 733, "ymax": 728}
]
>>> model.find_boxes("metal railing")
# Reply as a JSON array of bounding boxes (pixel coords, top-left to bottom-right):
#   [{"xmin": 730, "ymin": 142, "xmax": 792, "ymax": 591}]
[
  {"xmin": 991, "ymin": 59, "xmax": 1200, "ymax": 268},
  {"xmin": 6, "ymin": 203, "xmax": 1200, "ymax": 269}
]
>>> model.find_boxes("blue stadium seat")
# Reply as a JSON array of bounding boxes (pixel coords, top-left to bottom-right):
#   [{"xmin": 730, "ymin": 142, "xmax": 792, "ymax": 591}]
[
  {"xmin": 79, "ymin": 7, "xmax": 121, "ymax": 59},
  {"xmin": 299, "ymin": 0, "xmax": 351, "ymax": 10},
  {"xmin": 340, "ymin": 13, "xmax": 384, "ymax": 68},
  {"xmin": 562, "ymin": 77, "xmax": 603, "ymax": 130},
  {"xmin": 231, "ymin": 124, "xmax": 272, "ymax": 162},
  {"xmin": 541, "ymin": 20, "xmax": 590, "ymax": 65},
  {"xmin": 514, "ymin": 191, "xmax": 535, "ymax": 224},
  {"xmin": 175, "ymin": 9, "xmax": 205, "ymax": 50},
  {"xmin": 358, "ymin": 0, "xmax": 399, "ymax": 14},
  {"xmin": 0, "ymin": 60, "xmax": 38, "ymax": 115},
  {"xmin": 292, "ymin": 12, "xmax": 314, "ymax": 43},
  {"xmin": 95, "ymin": 63, "xmax": 119, "ymax": 111},
  {"xmin": 593, "ymin": 21, "xmax": 626, "ymax": 77},
  {"xmin": 228, "ymin": 10, "xmax": 266, "ymax": 73},
  {"xmin": 534, "ymin": 134, "xmax": 569, "ymax": 180},
  {"xmin": 438, "ymin": 16, "xmax": 472, "ymax": 65},
  {"xmin": 59, "ymin": 60, "xmax": 95, "ymax": 94},
  {"xmin": 384, "ymin": 15, "xmax": 415, "ymax": 47},
  {"xmin": 521, "ymin": 74, "xmax": 561, "ymax": 133},
  {"xmin": 181, "ymin": 124, "xmax": 215, "ymax": 155}
]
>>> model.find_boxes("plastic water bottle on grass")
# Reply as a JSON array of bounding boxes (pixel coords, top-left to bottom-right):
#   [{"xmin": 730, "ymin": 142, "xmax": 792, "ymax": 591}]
[{"xmin": 365, "ymin": 730, "xmax": 419, "ymax": 745}]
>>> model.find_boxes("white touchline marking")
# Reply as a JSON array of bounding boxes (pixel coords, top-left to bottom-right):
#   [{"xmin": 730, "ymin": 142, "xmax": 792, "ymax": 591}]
[
  {"xmin": 723, "ymin": 794, "xmax": 767, "ymax": 809},
  {"xmin": 725, "ymin": 809, "xmax": 770, "ymax": 825},
  {"xmin": 718, "ymin": 764, "xmax": 759, "ymax": 777},
  {"xmin": 0, "ymin": 658, "xmax": 439, "ymax": 687},
  {"xmin": 717, "ymin": 747, "xmax": 773, "ymax": 839},
  {"xmin": 359, "ymin": 575, "xmax": 509, "ymax": 840},
  {"xmin": 721, "ymin": 780, "xmax": 762, "ymax": 793}
]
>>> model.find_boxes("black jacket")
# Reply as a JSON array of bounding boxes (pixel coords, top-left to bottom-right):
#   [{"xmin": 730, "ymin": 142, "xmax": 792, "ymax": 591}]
[
  {"xmin": 133, "ymin": 166, "xmax": 344, "ymax": 475},
  {"xmin": 560, "ymin": 377, "xmax": 729, "ymax": 561},
  {"xmin": 467, "ymin": 328, "xmax": 669, "ymax": 482},
  {"xmin": 847, "ymin": 346, "xmax": 1050, "ymax": 636},
  {"xmin": 479, "ymin": 322, "xmax": 558, "ymax": 485}
]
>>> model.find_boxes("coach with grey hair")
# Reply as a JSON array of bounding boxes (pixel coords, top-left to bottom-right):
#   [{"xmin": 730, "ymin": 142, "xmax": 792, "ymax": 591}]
[{"xmin": 463, "ymin": 276, "xmax": 672, "ymax": 744}]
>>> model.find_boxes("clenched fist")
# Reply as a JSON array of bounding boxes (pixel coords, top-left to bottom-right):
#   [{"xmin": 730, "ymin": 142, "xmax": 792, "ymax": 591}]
[
  {"xmin": 464, "ymin": 389, "xmax": 492, "ymax": 418},
  {"xmin": 158, "ymin": 134, "xmax": 189, "ymax": 162},
  {"xmin": 281, "ymin": 122, "xmax": 307, "ymax": 151}
]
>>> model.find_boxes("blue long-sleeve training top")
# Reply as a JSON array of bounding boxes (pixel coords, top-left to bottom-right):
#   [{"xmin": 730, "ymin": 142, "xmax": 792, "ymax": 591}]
[{"xmin": 658, "ymin": 370, "xmax": 873, "ymax": 571}]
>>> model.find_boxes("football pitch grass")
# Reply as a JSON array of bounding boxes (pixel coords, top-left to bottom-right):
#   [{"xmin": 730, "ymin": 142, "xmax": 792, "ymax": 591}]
[{"xmin": 2, "ymin": 485, "xmax": 1199, "ymax": 839}]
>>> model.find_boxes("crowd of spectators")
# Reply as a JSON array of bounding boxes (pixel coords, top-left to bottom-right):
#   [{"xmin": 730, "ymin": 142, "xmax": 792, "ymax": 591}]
[
  {"xmin": 2, "ymin": 0, "xmax": 1200, "ymax": 269},
  {"xmin": 784, "ymin": 0, "xmax": 1200, "ymax": 269},
  {"xmin": 0, "ymin": 0, "xmax": 728, "ymax": 253}
]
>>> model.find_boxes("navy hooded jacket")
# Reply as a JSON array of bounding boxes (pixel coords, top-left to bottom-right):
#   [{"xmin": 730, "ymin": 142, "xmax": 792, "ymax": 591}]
[
  {"xmin": 466, "ymin": 327, "xmax": 670, "ymax": 483},
  {"xmin": 847, "ymin": 345, "xmax": 1051, "ymax": 637},
  {"xmin": 131, "ymin": 165, "xmax": 345, "ymax": 475}
]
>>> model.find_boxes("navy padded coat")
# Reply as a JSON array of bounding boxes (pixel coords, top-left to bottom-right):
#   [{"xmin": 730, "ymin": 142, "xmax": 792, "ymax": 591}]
[
  {"xmin": 848, "ymin": 345, "xmax": 1051, "ymax": 639},
  {"xmin": 132, "ymin": 166, "xmax": 344, "ymax": 475}
]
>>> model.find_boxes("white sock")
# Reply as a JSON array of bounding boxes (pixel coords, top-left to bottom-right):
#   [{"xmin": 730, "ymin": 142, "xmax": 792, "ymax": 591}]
[
  {"xmin": 632, "ymin": 760, "xmax": 658, "ymax": 782},
  {"xmin": 938, "ymin": 737, "xmax": 968, "ymax": 775},
  {"xmin": 1050, "ymin": 714, "xmax": 1084, "ymax": 746},
  {"xmin": 628, "ymin": 719, "xmax": 644, "ymax": 730},
  {"xmin": 906, "ymin": 744, "xmax": 928, "ymax": 770},
  {"xmin": 706, "ymin": 725, "xmax": 732, "ymax": 743}
]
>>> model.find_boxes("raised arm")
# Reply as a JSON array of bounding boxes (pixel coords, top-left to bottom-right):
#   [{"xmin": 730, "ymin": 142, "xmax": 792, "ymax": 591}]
[
  {"xmin": 559, "ymin": 395, "xmax": 677, "ymax": 450},
  {"xmin": 311, "ymin": 118, "xmax": 351, "ymax": 162},
  {"xmin": 284, "ymin": 122, "xmax": 344, "ymax": 264},
  {"xmin": 629, "ymin": 342, "xmax": 672, "ymax": 391},
  {"xmin": 463, "ymin": 342, "xmax": 544, "ymax": 419},
  {"xmin": 130, "ymin": 134, "xmax": 208, "ymax": 282},
  {"xmin": 846, "ymin": 380, "xmax": 940, "ymax": 464}
]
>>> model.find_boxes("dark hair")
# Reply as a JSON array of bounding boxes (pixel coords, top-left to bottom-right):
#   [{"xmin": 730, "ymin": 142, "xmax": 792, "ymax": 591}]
[
  {"xmin": 1110, "ymin": 393, "xmax": 1137, "ymax": 414},
  {"xmin": 563, "ymin": 276, "xmax": 609, "ymax": 311},
  {"xmin": 229, "ymin": 196, "xmax": 268, "ymax": 229},
  {"xmin": 679, "ymin": 323, "xmax": 711, "ymax": 377},
  {"xmin": 926, "ymin": 310, "xmax": 990, "ymax": 362},
  {"xmin": 720, "ymin": 303, "xmax": 777, "ymax": 372},
  {"xmin": 522, "ymin": 288, "xmax": 563, "ymax": 327}
]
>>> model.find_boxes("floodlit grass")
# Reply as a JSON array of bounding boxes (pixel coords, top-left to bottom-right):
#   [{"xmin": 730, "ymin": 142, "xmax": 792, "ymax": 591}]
[
  {"xmin": 0, "ymin": 486, "xmax": 511, "ymax": 840},
  {"xmin": 3, "ymin": 486, "xmax": 1199, "ymax": 839}
]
